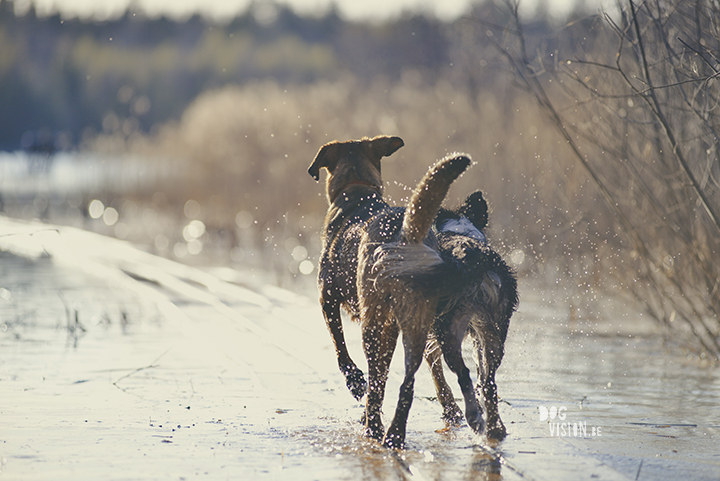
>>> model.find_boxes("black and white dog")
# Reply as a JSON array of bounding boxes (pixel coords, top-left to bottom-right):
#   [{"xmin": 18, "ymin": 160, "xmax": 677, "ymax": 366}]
[{"xmin": 431, "ymin": 190, "xmax": 519, "ymax": 440}]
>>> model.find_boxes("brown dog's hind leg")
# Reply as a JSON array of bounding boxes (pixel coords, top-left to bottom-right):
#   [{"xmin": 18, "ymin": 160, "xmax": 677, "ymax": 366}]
[
  {"xmin": 362, "ymin": 318, "xmax": 399, "ymax": 442},
  {"xmin": 322, "ymin": 300, "xmax": 366, "ymax": 400},
  {"xmin": 383, "ymin": 303, "xmax": 438, "ymax": 449},
  {"xmin": 424, "ymin": 342, "xmax": 463, "ymax": 426}
]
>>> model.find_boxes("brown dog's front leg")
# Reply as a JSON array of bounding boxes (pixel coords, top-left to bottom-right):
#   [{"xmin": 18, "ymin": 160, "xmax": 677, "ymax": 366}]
[{"xmin": 322, "ymin": 301, "xmax": 366, "ymax": 400}]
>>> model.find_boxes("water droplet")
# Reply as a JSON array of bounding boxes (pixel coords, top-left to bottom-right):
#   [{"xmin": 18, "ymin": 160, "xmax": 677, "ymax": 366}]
[{"xmin": 88, "ymin": 199, "xmax": 104, "ymax": 219}]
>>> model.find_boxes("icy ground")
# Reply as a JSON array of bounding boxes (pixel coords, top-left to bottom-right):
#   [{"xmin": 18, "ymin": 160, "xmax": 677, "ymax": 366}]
[{"xmin": 1, "ymin": 217, "xmax": 719, "ymax": 480}]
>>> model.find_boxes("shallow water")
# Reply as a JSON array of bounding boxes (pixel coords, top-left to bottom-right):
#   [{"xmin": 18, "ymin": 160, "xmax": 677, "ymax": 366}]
[
  {"xmin": 499, "ymin": 287, "xmax": 720, "ymax": 479},
  {"xmin": 1, "ymin": 218, "xmax": 719, "ymax": 480}
]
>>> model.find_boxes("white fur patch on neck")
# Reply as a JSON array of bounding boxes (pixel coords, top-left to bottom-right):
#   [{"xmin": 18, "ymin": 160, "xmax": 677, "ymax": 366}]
[{"xmin": 439, "ymin": 217, "xmax": 487, "ymax": 244}]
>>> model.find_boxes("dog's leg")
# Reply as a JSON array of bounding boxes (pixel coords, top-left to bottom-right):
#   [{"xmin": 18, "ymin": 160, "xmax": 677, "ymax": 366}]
[
  {"xmin": 472, "ymin": 336, "xmax": 487, "ymax": 395},
  {"xmin": 362, "ymin": 317, "xmax": 399, "ymax": 442},
  {"xmin": 382, "ymin": 323, "xmax": 427, "ymax": 449},
  {"xmin": 383, "ymin": 302, "xmax": 437, "ymax": 449},
  {"xmin": 436, "ymin": 314, "xmax": 485, "ymax": 436},
  {"xmin": 424, "ymin": 341, "xmax": 463, "ymax": 426},
  {"xmin": 322, "ymin": 300, "xmax": 366, "ymax": 400},
  {"xmin": 478, "ymin": 323, "xmax": 507, "ymax": 440}
]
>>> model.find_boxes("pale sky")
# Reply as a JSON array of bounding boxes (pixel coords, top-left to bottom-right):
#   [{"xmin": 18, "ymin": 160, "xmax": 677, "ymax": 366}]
[{"xmin": 14, "ymin": 0, "xmax": 585, "ymax": 22}]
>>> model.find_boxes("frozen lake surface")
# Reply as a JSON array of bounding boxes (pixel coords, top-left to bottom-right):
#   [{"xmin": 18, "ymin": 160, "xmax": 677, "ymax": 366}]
[{"xmin": 1, "ymin": 217, "xmax": 719, "ymax": 480}]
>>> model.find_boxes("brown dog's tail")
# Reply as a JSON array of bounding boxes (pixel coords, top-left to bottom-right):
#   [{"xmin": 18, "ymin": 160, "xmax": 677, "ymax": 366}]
[
  {"xmin": 402, "ymin": 153, "xmax": 472, "ymax": 243},
  {"xmin": 370, "ymin": 154, "xmax": 471, "ymax": 285}
]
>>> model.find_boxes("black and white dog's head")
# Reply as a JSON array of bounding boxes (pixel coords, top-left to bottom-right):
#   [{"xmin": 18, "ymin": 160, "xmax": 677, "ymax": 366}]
[{"xmin": 435, "ymin": 190, "xmax": 489, "ymax": 244}]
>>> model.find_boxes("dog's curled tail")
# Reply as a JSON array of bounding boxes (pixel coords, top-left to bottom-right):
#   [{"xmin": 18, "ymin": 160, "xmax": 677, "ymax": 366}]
[
  {"xmin": 402, "ymin": 153, "xmax": 472, "ymax": 244},
  {"xmin": 370, "ymin": 153, "xmax": 472, "ymax": 288}
]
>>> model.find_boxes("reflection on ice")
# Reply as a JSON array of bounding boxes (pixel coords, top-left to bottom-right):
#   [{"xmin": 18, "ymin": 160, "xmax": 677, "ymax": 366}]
[{"xmin": 0, "ymin": 151, "xmax": 318, "ymax": 287}]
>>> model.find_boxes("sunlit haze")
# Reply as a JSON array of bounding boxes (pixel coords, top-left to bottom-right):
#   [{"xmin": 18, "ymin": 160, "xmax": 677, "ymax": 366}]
[{"xmin": 16, "ymin": 0, "xmax": 586, "ymax": 21}]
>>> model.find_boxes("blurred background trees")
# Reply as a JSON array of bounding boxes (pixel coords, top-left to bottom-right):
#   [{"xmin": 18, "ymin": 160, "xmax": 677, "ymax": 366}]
[
  {"xmin": 0, "ymin": 0, "xmax": 454, "ymax": 151},
  {"xmin": 1, "ymin": 0, "xmax": 718, "ymax": 359},
  {"xmin": 480, "ymin": 0, "xmax": 720, "ymax": 356}
]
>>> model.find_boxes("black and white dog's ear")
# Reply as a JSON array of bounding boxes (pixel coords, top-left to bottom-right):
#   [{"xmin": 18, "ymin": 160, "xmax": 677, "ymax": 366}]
[
  {"xmin": 459, "ymin": 190, "xmax": 489, "ymax": 230},
  {"xmin": 308, "ymin": 141, "xmax": 341, "ymax": 181}
]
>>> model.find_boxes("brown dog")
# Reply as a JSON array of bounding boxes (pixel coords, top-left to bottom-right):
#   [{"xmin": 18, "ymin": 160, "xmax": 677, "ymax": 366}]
[
  {"xmin": 308, "ymin": 135, "xmax": 471, "ymax": 448},
  {"xmin": 308, "ymin": 135, "xmax": 405, "ymax": 402}
]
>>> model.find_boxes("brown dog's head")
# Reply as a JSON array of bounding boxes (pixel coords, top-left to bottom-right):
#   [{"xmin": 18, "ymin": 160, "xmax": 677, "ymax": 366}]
[{"xmin": 308, "ymin": 135, "xmax": 404, "ymax": 204}]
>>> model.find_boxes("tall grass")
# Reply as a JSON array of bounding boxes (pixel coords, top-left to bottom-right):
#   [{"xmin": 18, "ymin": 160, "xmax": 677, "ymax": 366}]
[
  {"xmin": 92, "ymin": 74, "xmax": 596, "ymax": 276},
  {"xmin": 474, "ymin": 0, "xmax": 720, "ymax": 358},
  {"xmin": 83, "ymin": 0, "xmax": 719, "ymax": 360}
]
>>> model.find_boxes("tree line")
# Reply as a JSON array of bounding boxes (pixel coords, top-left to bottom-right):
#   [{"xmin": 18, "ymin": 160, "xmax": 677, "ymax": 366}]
[{"xmin": 0, "ymin": 0, "xmax": 458, "ymax": 151}]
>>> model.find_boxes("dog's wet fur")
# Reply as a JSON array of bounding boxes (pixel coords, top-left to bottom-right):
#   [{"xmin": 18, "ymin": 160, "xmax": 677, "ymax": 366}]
[
  {"xmin": 430, "ymin": 191, "xmax": 519, "ymax": 440},
  {"xmin": 308, "ymin": 136, "xmax": 516, "ymax": 448}
]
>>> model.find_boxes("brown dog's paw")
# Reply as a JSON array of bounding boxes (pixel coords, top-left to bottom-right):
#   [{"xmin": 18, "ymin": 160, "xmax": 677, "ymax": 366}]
[
  {"xmin": 382, "ymin": 431, "xmax": 405, "ymax": 450},
  {"xmin": 345, "ymin": 367, "xmax": 367, "ymax": 401},
  {"xmin": 486, "ymin": 423, "xmax": 507, "ymax": 441},
  {"xmin": 364, "ymin": 421, "xmax": 385, "ymax": 442}
]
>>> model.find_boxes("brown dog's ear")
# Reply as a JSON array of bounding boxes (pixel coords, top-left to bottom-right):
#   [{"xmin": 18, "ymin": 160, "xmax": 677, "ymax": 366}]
[
  {"xmin": 308, "ymin": 142, "xmax": 340, "ymax": 181},
  {"xmin": 370, "ymin": 136, "xmax": 404, "ymax": 159}
]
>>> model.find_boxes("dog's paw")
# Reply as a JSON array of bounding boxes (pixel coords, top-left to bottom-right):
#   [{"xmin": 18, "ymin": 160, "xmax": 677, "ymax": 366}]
[
  {"xmin": 486, "ymin": 422, "xmax": 507, "ymax": 441},
  {"xmin": 466, "ymin": 410, "xmax": 486, "ymax": 435},
  {"xmin": 345, "ymin": 367, "xmax": 367, "ymax": 400},
  {"xmin": 382, "ymin": 431, "xmax": 405, "ymax": 450},
  {"xmin": 364, "ymin": 423, "xmax": 385, "ymax": 442},
  {"xmin": 442, "ymin": 404, "xmax": 464, "ymax": 427}
]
